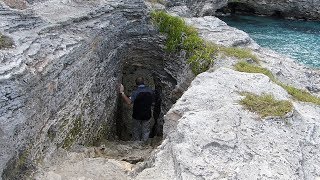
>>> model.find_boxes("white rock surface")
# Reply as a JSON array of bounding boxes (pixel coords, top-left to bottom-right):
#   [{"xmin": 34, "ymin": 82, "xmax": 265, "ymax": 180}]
[
  {"xmin": 136, "ymin": 67, "xmax": 320, "ymax": 180},
  {"xmin": 185, "ymin": 16, "xmax": 260, "ymax": 49}
]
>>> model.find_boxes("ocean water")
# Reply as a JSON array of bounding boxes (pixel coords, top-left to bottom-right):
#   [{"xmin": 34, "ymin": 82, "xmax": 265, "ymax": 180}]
[{"xmin": 219, "ymin": 15, "xmax": 320, "ymax": 68}]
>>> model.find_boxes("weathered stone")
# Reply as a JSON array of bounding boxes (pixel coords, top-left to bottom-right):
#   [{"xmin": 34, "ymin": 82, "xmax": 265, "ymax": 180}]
[
  {"xmin": 166, "ymin": 0, "xmax": 320, "ymax": 20},
  {"xmin": 0, "ymin": 0, "xmax": 191, "ymax": 178},
  {"xmin": 1, "ymin": 0, "xmax": 320, "ymax": 179},
  {"xmin": 136, "ymin": 68, "xmax": 320, "ymax": 180}
]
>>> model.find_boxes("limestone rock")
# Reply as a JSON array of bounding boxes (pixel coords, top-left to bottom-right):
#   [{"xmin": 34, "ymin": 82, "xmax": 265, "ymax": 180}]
[
  {"xmin": 166, "ymin": 0, "xmax": 228, "ymax": 17},
  {"xmin": 136, "ymin": 67, "xmax": 320, "ymax": 180},
  {"xmin": 166, "ymin": 0, "xmax": 320, "ymax": 20},
  {"xmin": 231, "ymin": 0, "xmax": 320, "ymax": 21},
  {"xmin": 184, "ymin": 16, "xmax": 260, "ymax": 49}
]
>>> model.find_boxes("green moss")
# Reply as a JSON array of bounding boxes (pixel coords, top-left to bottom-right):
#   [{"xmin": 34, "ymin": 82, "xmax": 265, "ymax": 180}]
[
  {"xmin": 86, "ymin": 123, "xmax": 110, "ymax": 146},
  {"xmin": 61, "ymin": 117, "xmax": 83, "ymax": 150},
  {"xmin": 240, "ymin": 92, "xmax": 293, "ymax": 118},
  {"xmin": 234, "ymin": 61, "xmax": 320, "ymax": 105},
  {"xmin": 47, "ymin": 128, "xmax": 56, "ymax": 142},
  {"xmin": 0, "ymin": 33, "xmax": 14, "ymax": 49}
]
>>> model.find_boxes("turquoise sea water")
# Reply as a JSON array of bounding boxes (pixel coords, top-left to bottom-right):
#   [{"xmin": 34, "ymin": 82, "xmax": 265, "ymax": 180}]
[{"xmin": 219, "ymin": 15, "xmax": 320, "ymax": 68}]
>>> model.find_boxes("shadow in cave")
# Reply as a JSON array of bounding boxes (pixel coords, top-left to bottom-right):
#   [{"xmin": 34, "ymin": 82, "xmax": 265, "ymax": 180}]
[{"xmin": 116, "ymin": 64, "xmax": 164, "ymax": 143}]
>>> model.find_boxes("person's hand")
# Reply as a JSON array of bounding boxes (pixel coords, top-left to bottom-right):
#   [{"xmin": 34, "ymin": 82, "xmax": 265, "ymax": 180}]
[{"xmin": 119, "ymin": 84, "xmax": 124, "ymax": 93}]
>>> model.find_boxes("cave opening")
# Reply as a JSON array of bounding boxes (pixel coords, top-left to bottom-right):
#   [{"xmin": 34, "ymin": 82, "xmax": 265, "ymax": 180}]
[
  {"xmin": 216, "ymin": 2, "xmax": 256, "ymax": 15},
  {"xmin": 112, "ymin": 37, "xmax": 177, "ymax": 144}
]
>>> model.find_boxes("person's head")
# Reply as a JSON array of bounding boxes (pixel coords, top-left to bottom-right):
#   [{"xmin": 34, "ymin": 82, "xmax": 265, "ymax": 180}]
[{"xmin": 135, "ymin": 77, "xmax": 145, "ymax": 86}]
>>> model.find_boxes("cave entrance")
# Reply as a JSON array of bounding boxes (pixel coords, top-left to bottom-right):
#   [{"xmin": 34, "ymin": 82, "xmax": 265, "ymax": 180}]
[
  {"xmin": 116, "ymin": 64, "xmax": 158, "ymax": 141},
  {"xmin": 216, "ymin": 2, "xmax": 256, "ymax": 15},
  {"xmin": 114, "ymin": 39, "xmax": 170, "ymax": 143}
]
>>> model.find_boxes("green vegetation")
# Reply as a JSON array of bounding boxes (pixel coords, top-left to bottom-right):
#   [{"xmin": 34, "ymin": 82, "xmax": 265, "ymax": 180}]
[
  {"xmin": 219, "ymin": 46, "xmax": 259, "ymax": 63},
  {"xmin": 0, "ymin": 33, "xmax": 14, "ymax": 49},
  {"xmin": 235, "ymin": 61, "xmax": 276, "ymax": 81},
  {"xmin": 240, "ymin": 92, "xmax": 293, "ymax": 118},
  {"xmin": 279, "ymin": 83, "xmax": 320, "ymax": 105},
  {"xmin": 61, "ymin": 117, "xmax": 83, "ymax": 150},
  {"xmin": 151, "ymin": 11, "xmax": 258, "ymax": 75},
  {"xmin": 151, "ymin": 11, "xmax": 216, "ymax": 75},
  {"xmin": 235, "ymin": 61, "xmax": 320, "ymax": 105}
]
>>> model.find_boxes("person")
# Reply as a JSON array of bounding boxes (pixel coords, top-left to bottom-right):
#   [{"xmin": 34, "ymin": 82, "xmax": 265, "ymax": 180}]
[{"xmin": 119, "ymin": 77, "xmax": 154, "ymax": 142}]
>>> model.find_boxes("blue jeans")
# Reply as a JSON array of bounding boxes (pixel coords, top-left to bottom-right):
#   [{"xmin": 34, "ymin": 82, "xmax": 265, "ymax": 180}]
[{"xmin": 132, "ymin": 118, "xmax": 151, "ymax": 141}]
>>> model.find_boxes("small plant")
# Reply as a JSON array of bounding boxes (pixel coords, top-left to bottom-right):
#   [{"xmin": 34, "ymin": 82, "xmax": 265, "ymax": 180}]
[
  {"xmin": 0, "ymin": 33, "xmax": 14, "ymax": 49},
  {"xmin": 240, "ymin": 92, "xmax": 293, "ymax": 118},
  {"xmin": 235, "ymin": 61, "xmax": 320, "ymax": 105}
]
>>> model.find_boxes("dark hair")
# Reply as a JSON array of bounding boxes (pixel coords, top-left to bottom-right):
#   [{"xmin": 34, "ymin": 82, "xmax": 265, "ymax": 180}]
[{"xmin": 135, "ymin": 77, "xmax": 144, "ymax": 85}]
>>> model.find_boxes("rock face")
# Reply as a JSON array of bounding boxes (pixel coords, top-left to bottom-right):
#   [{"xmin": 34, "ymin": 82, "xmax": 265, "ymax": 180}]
[
  {"xmin": 136, "ymin": 67, "xmax": 320, "ymax": 180},
  {"xmin": 0, "ymin": 0, "xmax": 191, "ymax": 179},
  {"xmin": 166, "ymin": 0, "xmax": 320, "ymax": 20},
  {"xmin": 1, "ymin": 0, "xmax": 320, "ymax": 179},
  {"xmin": 228, "ymin": 0, "xmax": 320, "ymax": 20},
  {"xmin": 166, "ymin": 0, "xmax": 228, "ymax": 16}
]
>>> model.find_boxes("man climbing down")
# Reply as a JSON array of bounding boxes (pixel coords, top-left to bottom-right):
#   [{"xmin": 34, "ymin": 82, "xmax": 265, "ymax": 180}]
[{"xmin": 119, "ymin": 77, "xmax": 154, "ymax": 142}]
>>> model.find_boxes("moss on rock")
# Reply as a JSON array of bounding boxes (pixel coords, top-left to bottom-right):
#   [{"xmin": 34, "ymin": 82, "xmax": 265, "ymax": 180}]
[
  {"xmin": 0, "ymin": 33, "xmax": 14, "ymax": 49},
  {"xmin": 61, "ymin": 117, "xmax": 83, "ymax": 150}
]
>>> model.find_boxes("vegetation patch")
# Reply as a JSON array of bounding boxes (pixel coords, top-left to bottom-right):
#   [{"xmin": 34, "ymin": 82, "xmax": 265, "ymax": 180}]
[
  {"xmin": 279, "ymin": 83, "xmax": 320, "ymax": 105},
  {"xmin": 0, "ymin": 33, "xmax": 14, "ymax": 49},
  {"xmin": 235, "ymin": 61, "xmax": 276, "ymax": 81},
  {"xmin": 219, "ymin": 46, "xmax": 259, "ymax": 63},
  {"xmin": 61, "ymin": 117, "xmax": 83, "ymax": 150},
  {"xmin": 151, "ymin": 11, "xmax": 258, "ymax": 75},
  {"xmin": 235, "ymin": 61, "xmax": 320, "ymax": 105},
  {"xmin": 240, "ymin": 92, "xmax": 293, "ymax": 118}
]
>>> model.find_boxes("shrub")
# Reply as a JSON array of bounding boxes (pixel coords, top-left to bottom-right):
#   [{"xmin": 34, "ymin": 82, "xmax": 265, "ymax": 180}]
[{"xmin": 240, "ymin": 92, "xmax": 293, "ymax": 118}]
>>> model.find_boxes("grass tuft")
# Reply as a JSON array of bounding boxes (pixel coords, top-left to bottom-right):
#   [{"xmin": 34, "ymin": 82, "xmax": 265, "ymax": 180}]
[
  {"xmin": 219, "ymin": 46, "xmax": 259, "ymax": 63},
  {"xmin": 240, "ymin": 92, "xmax": 293, "ymax": 118},
  {"xmin": 278, "ymin": 83, "xmax": 320, "ymax": 105},
  {"xmin": 235, "ymin": 61, "xmax": 320, "ymax": 105},
  {"xmin": 235, "ymin": 61, "xmax": 276, "ymax": 81}
]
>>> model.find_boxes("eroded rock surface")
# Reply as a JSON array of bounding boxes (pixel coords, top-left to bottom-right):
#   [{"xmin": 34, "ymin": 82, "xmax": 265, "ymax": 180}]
[
  {"xmin": 1, "ymin": 0, "xmax": 320, "ymax": 179},
  {"xmin": 229, "ymin": 0, "xmax": 320, "ymax": 20},
  {"xmin": 0, "ymin": 0, "xmax": 190, "ymax": 179},
  {"xmin": 137, "ymin": 68, "xmax": 320, "ymax": 180},
  {"xmin": 166, "ymin": 0, "xmax": 320, "ymax": 20}
]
